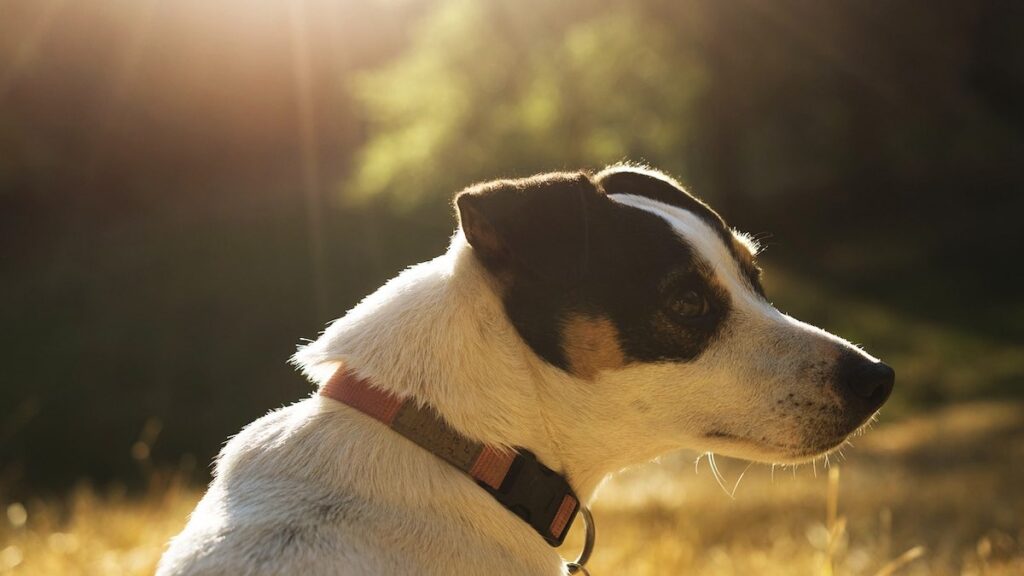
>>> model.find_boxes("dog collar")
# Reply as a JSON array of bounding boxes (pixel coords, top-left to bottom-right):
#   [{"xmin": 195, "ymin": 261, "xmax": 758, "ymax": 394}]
[{"xmin": 319, "ymin": 367, "xmax": 588, "ymax": 554}]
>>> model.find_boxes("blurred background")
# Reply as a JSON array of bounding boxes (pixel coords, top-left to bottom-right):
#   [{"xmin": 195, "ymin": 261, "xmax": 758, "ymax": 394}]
[{"xmin": 1, "ymin": 0, "xmax": 1023, "ymax": 574}]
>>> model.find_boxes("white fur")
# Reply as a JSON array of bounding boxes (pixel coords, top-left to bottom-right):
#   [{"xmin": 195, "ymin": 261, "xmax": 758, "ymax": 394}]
[{"xmin": 159, "ymin": 173, "xmax": 879, "ymax": 575}]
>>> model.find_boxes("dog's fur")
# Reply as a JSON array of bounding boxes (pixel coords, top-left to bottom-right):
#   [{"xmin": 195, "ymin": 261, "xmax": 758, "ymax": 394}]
[{"xmin": 158, "ymin": 166, "xmax": 893, "ymax": 575}]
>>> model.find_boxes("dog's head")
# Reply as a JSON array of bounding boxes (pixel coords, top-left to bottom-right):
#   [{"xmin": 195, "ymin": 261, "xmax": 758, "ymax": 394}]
[{"xmin": 455, "ymin": 166, "xmax": 893, "ymax": 464}]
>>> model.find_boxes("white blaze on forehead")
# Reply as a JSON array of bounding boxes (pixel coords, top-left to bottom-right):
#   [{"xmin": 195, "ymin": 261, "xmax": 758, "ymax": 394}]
[{"xmin": 608, "ymin": 193, "xmax": 766, "ymax": 310}]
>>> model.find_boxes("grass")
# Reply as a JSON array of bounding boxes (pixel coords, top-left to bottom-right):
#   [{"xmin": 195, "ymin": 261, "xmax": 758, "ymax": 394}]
[{"xmin": 2, "ymin": 401, "xmax": 1022, "ymax": 575}]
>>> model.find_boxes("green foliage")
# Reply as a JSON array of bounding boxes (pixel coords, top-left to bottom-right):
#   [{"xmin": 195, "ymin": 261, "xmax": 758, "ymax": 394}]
[{"xmin": 348, "ymin": 0, "xmax": 706, "ymax": 207}]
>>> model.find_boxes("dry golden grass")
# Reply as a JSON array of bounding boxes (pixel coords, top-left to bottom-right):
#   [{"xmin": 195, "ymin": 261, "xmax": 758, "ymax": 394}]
[{"xmin": 2, "ymin": 402, "xmax": 1022, "ymax": 576}]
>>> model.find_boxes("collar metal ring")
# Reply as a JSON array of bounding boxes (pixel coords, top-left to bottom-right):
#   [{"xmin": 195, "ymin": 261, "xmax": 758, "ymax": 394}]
[{"xmin": 566, "ymin": 506, "xmax": 595, "ymax": 575}]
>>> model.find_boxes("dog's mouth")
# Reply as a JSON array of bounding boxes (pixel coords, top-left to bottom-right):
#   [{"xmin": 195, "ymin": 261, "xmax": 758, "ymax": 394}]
[
  {"xmin": 702, "ymin": 425, "xmax": 863, "ymax": 464},
  {"xmin": 702, "ymin": 384, "xmax": 888, "ymax": 464}
]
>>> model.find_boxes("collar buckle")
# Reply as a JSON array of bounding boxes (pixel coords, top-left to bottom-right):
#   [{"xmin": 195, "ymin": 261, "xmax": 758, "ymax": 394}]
[{"xmin": 482, "ymin": 449, "xmax": 580, "ymax": 547}]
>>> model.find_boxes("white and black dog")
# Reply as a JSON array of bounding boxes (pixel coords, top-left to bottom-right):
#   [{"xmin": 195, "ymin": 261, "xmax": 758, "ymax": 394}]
[{"xmin": 158, "ymin": 166, "xmax": 893, "ymax": 575}]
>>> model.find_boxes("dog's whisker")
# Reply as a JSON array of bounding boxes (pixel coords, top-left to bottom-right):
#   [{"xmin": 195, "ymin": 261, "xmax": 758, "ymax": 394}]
[
  {"xmin": 730, "ymin": 461, "xmax": 754, "ymax": 498},
  {"xmin": 706, "ymin": 452, "xmax": 735, "ymax": 499}
]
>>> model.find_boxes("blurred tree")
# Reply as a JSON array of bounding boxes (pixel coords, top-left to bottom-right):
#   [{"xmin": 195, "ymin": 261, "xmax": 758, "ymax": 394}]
[
  {"xmin": 347, "ymin": 0, "xmax": 707, "ymax": 208},
  {"xmin": 348, "ymin": 0, "xmax": 1024, "ymax": 337}
]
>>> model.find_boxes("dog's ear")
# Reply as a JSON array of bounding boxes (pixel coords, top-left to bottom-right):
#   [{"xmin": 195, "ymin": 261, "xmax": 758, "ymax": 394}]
[{"xmin": 455, "ymin": 172, "xmax": 605, "ymax": 282}]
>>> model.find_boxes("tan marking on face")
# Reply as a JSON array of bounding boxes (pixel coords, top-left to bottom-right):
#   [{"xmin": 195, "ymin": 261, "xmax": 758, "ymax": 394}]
[{"xmin": 561, "ymin": 314, "xmax": 627, "ymax": 380}]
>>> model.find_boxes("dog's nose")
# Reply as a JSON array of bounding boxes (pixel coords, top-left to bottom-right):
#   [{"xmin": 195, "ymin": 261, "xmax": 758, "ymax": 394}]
[{"xmin": 837, "ymin": 354, "xmax": 895, "ymax": 412}]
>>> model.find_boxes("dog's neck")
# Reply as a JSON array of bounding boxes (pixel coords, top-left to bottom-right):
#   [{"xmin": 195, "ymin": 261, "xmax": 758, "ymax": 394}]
[{"xmin": 295, "ymin": 234, "xmax": 651, "ymax": 502}]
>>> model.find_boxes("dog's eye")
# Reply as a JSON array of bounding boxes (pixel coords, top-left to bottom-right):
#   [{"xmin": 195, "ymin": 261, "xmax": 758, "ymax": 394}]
[
  {"xmin": 672, "ymin": 290, "xmax": 709, "ymax": 319},
  {"xmin": 667, "ymin": 286, "xmax": 708, "ymax": 317}
]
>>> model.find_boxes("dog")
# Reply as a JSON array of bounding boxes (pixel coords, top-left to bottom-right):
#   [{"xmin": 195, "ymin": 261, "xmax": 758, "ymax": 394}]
[{"xmin": 157, "ymin": 165, "xmax": 894, "ymax": 575}]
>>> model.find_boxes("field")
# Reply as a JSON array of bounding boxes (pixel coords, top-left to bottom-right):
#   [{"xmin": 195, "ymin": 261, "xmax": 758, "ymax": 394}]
[{"xmin": 2, "ymin": 401, "xmax": 1021, "ymax": 576}]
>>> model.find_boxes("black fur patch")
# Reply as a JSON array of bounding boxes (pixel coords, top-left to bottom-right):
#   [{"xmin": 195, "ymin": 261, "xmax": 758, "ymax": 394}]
[
  {"xmin": 597, "ymin": 168, "xmax": 766, "ymax": 298},
  {"xmin": 456, "ymin": 169, "xmax": 744, "ymax": 374}
]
